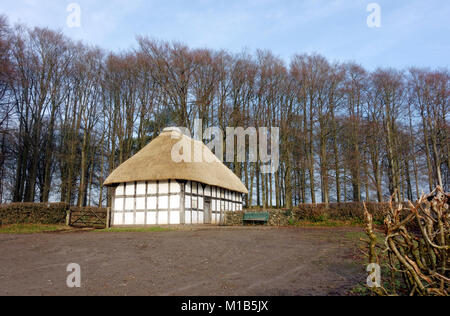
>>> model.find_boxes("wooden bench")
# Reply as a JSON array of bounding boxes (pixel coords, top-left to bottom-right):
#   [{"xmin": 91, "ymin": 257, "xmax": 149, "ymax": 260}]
[{"xmin": 243, "ymin": 212, "xmax": 269, "ymax": 225}]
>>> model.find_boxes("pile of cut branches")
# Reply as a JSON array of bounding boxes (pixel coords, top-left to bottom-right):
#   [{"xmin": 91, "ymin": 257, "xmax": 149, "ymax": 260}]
[{"xmin": 364, "ymin": 186, "xmax": 449, "ymax": 296}]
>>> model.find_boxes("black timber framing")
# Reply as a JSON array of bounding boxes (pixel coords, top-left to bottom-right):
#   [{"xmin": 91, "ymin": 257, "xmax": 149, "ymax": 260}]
[{"xmin": 110, "ymin": 179, "xmax": 244, "ymax": 226}]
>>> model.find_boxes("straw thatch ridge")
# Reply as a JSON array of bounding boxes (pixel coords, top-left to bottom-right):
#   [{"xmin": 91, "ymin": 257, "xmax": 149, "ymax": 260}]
[{"xmin": 104, "ymin": 130, "xmax": 249, "ymax": 194}]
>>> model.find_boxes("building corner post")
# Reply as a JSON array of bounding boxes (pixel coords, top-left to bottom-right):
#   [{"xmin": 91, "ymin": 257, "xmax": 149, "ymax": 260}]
[{"xmin": 106, "ymin": 207, "xmax": 111, "ymax": 228}]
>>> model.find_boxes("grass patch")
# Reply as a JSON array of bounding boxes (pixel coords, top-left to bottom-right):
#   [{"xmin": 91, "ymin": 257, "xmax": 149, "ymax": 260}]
[
  {"xmin": 0, "ymin": 224, "xmax": 71, "ymax": 234},
  {"xmin": 342, "ymin": 230, "xmax": 385, "ymax": 244},
  {"xmin": 96, "ymin": 226, "xmax": 172, "ymax": 233}
]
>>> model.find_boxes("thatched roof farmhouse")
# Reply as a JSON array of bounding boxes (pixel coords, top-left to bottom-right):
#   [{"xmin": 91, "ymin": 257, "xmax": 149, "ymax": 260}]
[{"xmin": 104, "ymin": 128, "xmax": 248, "ymax": 226}]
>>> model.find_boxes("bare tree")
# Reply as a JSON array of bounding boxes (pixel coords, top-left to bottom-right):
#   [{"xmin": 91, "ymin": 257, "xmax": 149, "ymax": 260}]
[{"xmin": 0, "ymin": 16, "xmax": 447, "ymax": 206}]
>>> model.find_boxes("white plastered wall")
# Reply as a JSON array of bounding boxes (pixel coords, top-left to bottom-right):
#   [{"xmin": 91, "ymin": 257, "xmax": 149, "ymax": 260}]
[
  {"xmin": 112, "ymin": 180, "xmax": 181, "ymax": 226},
  {"xmin": 183, "ymin": 181, "xmax": 244, "ymax": 225},
  {"xmin": 112, "ymin": 179, "xmax": 244, "ymax": 226}
]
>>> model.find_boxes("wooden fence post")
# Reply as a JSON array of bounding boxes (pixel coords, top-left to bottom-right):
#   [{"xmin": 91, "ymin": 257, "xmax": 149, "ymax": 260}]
[
  {"xmin": 66, "ymin": 209, "xmax": 72, "ymax": 226},
  {"xmin": 106, "ymin": 207, "xmax": 111, "ymax": 228}
]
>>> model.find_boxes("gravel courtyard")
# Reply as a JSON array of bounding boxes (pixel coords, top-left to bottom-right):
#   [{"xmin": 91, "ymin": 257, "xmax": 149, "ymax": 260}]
[{"xmin": 0, "ymin": 226, "xmax": 365, "ymax": 296}]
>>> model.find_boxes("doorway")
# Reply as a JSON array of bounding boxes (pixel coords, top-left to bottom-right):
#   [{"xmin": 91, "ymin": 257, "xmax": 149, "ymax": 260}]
[{"xmin": 204, "ymin": 198, "xmax": 212, "ymax": 224}]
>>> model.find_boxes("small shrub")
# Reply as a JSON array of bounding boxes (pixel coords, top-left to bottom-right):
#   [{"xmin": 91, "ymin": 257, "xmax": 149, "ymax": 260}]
[
  {"xmin": 308, "ymin": 213, "xmax": 328, "ymax": 223},
  {"xmin": 287, "ymin": 218, "xmax": 296, "ymax": 226}
]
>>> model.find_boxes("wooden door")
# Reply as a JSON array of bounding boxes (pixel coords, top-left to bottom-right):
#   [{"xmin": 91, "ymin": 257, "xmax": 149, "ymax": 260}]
[{"xmin": 204, "ymin": 199, "xmax": 212, "ymax": 224}]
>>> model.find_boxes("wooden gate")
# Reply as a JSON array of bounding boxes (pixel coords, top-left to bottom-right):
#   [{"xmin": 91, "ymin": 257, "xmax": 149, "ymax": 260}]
[{"xmin": 67, "ymin": 207, "xmax": 109, "ymax": 228}]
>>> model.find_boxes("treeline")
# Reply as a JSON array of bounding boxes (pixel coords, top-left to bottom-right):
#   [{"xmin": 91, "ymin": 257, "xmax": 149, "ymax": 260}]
[{"xmin": 0, "ymin": 16, "xmax": 448, "ymax": 207}]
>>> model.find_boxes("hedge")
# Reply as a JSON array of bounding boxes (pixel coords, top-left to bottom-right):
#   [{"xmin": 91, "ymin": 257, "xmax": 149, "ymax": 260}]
[
  {"xmin": 289, "ymin": 202, "xmax": 392, "ymax": 222},
  {"xmin": 0, "ymin": 203, "xmax": 69, "ymax": 225},
  {"xmin": 226, "ymin": 202, "xmax": 402, "ymax": 226}
]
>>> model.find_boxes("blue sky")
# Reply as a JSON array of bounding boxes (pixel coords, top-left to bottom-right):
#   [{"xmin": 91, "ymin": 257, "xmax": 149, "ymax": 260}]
[{"xmin": 1, "ymin": 0, "xmax": 449, "ymax": 70}]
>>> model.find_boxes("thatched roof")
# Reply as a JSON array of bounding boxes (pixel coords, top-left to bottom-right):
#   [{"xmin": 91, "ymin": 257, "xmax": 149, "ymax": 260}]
[{"xmin": 104, "ymin": 128, "xmax": 248, "ymax": 194}]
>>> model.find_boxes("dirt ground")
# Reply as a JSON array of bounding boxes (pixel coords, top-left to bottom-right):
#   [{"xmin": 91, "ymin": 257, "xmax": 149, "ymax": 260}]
[{"xmin": 0, "ymin": 226, "xmax": 365, "ymax": 296}]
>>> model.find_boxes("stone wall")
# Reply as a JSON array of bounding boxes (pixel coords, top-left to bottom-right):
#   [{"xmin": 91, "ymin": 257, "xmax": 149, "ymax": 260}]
[
  {"xmin": 224, "ymin": 211, "xmax": 244, "ymax": 226},
  {"xmin": 224, "ymin": 210, "xmax": 294, "ymax": 226}
]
